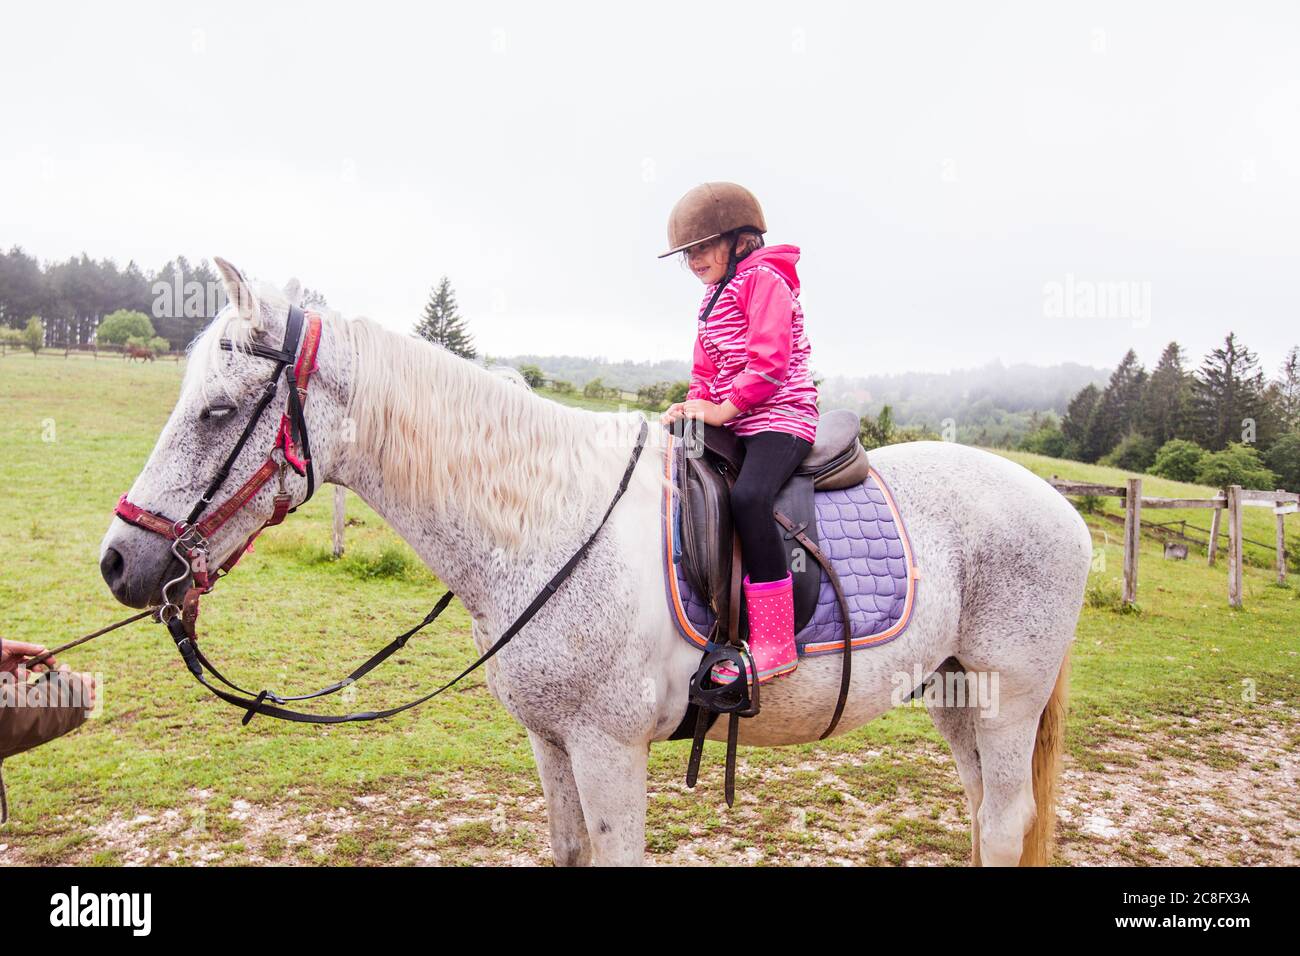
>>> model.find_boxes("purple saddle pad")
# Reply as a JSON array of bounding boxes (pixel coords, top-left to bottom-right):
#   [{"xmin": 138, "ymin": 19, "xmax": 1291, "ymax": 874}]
[{"xmin": 661, "ymin": 442, "xmax": 920, "ymax": 657}]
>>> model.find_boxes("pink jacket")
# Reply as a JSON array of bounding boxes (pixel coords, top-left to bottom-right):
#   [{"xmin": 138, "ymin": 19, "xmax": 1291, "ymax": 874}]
[{"xmin": 685, "ymin": 244, "xmax": 820, "ymax": 444}]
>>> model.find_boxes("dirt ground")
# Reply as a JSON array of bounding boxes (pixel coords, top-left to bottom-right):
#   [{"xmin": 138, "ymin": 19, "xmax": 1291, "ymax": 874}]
[{"xmin": 2, "ymin": 713, "xmax": 1294, "ymax": 867}]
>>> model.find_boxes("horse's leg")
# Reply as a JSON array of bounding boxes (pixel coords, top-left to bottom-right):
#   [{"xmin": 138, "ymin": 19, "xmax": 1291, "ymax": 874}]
[
  {"xmin": 527, "ymin": 731, "xmax": 591, "ymax": 867},
  {"xmin": 971, "ymin": 684, "xmax": 1055, "ymax": 867},
  {"xmin": 958, "ymin": 570, "xmax": 1078, "ymax": 866},
  {"xmin": 926, "ymin": 659, "xmax": 984, "ymax": 866},
  {"xmin": 566, "ymin": 730, "xmax": 649, "ymax": 866},
  {"xmin": 972, "ymin": 697, "xmax": 1040, "ymax": 868}
]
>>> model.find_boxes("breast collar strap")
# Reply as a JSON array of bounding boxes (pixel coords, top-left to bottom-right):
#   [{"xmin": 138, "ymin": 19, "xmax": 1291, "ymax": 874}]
[{"xmin": 113, "ymin": 305, "xmax": 322, "ymax": 598}]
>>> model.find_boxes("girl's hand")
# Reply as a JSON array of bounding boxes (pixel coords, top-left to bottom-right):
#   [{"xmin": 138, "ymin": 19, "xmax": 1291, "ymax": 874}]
[
  {"xmin": 660, "ymin": 402, "xmax": 686, "ymax": 426},
  {"xmin": 661, "ymin": 400, "xmax": 739, "ymax": 427},
  {"xmin": 682, "ymin": 399, "xmax": 737, "ymax": 427}
]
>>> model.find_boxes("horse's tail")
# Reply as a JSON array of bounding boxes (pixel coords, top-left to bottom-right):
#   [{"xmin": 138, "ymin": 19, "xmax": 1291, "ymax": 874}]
[{"xmin": 1020, "ymin": 650, "xmax": 1070, "ymax": 866}]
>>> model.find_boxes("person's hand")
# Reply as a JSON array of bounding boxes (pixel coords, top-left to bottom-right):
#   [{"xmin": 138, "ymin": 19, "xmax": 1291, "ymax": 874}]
[
  {"xmin": 682, "ymin": 399, "xmax": 736, "ymax": 427},
  {"xmin": 661, "ymin": 399, "xmax": 738, "ymax": 428},
  {"xmin": 660, "ymin": 402, "xmax": 686, "ymax": 426},
  {"xmin": 0, "ymin": 640, "xmax": 57, "ymax": 677}
]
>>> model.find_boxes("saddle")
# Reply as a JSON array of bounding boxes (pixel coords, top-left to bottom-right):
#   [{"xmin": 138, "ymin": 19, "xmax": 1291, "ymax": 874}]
[
  {"xmin": 674, "ymin": 408, "xmax": 870, "ymax": 639},
  {"xmin": 672, "ymin": 409, "xmax": 869, "ymax": 803}
]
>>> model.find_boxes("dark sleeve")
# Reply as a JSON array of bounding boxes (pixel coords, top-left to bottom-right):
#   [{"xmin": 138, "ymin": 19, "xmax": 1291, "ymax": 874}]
[{"xmin": 0, "ymin": 672, "xmax": 91, "ymax": 822}]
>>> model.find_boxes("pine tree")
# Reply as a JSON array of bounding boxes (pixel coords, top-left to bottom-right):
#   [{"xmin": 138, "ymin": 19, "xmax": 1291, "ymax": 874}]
[
  {"xmin": 1274, "ymin": 346, "xmax": 1300, "ymax": 433},
  {"xmin": 301, "ymin": 287, "xmax": 329, "ymax": 310},
  {"xmin": 1190, "ymin": 333, "xmax": 1271, "ymax": 451},
  {"xmin": 1082, "ymin": 350, "xmax": 1147, "ymax": 462},
  {"xmin": 1141, "ymin": 341, "xmax": 1191, "ymax": 446},
  {"xmin": 414, "ymin": 276, "xmax": 476, "ymax": 360},
  {"xmin": 1061, "ymin": 383, "xmax": 1100, "ymax": 457}
]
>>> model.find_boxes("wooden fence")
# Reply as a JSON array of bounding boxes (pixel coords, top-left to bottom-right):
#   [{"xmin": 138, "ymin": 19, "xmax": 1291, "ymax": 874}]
[
  {"xmin": 0, "ymin": 343, "xmax": 183, "ymax": 361},
  {"xmin": 1050, "ymin": 477, "xmax": 1297, "ymax": 608}
]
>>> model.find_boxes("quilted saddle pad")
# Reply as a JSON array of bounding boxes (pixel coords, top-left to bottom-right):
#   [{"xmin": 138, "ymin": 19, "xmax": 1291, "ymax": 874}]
[{"xmin": 661, "ymin": 438, "xmax": 921, "ymax": 657}]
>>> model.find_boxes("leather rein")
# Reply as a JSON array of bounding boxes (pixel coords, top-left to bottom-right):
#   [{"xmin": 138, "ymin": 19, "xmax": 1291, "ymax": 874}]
[{"xmin": 109, "ymin": 304, "xmax": 650, "ymax": 725}]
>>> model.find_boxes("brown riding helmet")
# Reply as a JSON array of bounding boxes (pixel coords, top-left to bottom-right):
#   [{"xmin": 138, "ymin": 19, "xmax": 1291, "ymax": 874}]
[{"xmin": 658, "ymin": 182, "xmax": 767, "ymax": 258}]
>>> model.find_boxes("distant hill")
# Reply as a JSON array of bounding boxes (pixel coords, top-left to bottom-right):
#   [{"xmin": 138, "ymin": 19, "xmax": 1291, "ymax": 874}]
[
  {"xmin": 493, "ymin": 352, "xmax": 1110, "ymax": 446},
  {"xmin": 819, "ymin": 360, "xmax": 1110, "ymax": 434},
  {"xmin": 489, "ymin": 354, "xmax": 691, "ymax": 390}
]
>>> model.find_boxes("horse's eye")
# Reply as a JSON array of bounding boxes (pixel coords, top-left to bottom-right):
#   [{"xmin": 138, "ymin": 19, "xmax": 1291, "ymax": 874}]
[{"xmin": 200, "ymin": 403, "xmax": 236, "ymax": 422}]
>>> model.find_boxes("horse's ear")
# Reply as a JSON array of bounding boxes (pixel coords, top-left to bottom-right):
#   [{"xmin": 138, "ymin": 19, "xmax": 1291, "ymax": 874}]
[
  {"xmin": 214, "ymin": 256, "xmax": 259, "ymax": 325},
  {"xmin": 283, "ymin": 277, "xmax": 303, "ymax": 306}
]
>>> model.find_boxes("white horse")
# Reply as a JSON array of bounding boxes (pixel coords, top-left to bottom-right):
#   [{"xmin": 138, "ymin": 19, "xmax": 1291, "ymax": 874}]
[{"xmin": 100, "ymin": 260, "xmax": 1092, "ymax": 866}]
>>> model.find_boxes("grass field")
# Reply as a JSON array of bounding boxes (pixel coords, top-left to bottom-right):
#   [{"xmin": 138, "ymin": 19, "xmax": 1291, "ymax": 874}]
[{"xmin": 0, "ymin": 351, "xmax": 1295, "ymax": 866}]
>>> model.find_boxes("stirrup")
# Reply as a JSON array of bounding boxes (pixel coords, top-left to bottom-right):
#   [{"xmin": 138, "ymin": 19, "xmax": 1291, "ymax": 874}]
[
  {"xmin": 688, "ymin": 644, "xmax": 759, "ymax": 718},
  {"xmin": 685, "ymin": 644, "xmax": 760, "ymax": 808}
]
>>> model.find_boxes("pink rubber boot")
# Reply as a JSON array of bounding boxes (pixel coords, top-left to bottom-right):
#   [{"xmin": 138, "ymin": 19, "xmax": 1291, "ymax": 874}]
[{"xmin": 712, "ymin": 572, "xmax": 799, "ymax": 684}]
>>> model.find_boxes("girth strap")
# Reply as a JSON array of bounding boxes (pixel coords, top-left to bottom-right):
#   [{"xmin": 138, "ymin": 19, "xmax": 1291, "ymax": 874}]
[{"xmin": 773, "ymin": 508, "xmax": 853, "ymax": 739}]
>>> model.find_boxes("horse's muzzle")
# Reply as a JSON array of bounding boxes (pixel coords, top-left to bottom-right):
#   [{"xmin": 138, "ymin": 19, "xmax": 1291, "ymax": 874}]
[{"xmin": 99, "ymin": 532, "xmax": 185, "ymax": 609}]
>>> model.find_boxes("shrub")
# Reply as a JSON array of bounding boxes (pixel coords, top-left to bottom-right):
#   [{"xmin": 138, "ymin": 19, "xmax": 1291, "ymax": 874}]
[
  {"xmin": 343, "ymin": 547, "xmax": 415, "ymax": 580},
  {"xmin": 517, "ymin": 364, "xmax": 545, "ymax": 388},
  {"xmin": 1101, "ymin": 432, "xmax": 1158, "ymax": 473},
  {"xmin": 636, "ymin": 381, "xmax": 671, "ymax": 408},
  {"xmin": 1085, "ymin": 579, "xmax": 1125, "ymax": 611},
  {"xmin": 1021, "ymin": 424, "xmax": 1069, "ymax": 458},
  {"xmin": 1074, "ymin": 493, "xmax": 1105, "ymax": 515},
  {"xmin": 1195, "ymin": 443, "xmax": 1276, "ymax": 490},
  {"xmin": 22, "ymin": 316, "xmax": 43, "ymax": 355},
  {"xmin": 148, "ymin": 336, "xmax": 170, "ymax": 355},
  {"xmin": 860, "ymin": 406, "xmax": 895, "ymax": 451},
  {"xmin": 97, "ymin": 309, "xmax": 155, "ymax": 346},
  {"xmin": 1150, "ymin": 439, "xmax": 1206, "ymax": 483},
  {"xmin": 894, "ymin": 424, "xmax": 941, "ymax": 443}
]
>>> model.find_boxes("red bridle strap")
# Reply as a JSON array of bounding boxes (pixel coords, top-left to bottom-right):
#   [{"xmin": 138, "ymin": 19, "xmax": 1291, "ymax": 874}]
[
  {"xmin": 114, "ymin": 455, "xmax": 280, "ymax": 542},
  {"xmin": 113, "ymin": 496, "xmax": 179, "ymax": 538},
  {"xmin": 276, "ymin": 314, "xmax": 322, "ymax": 472}
]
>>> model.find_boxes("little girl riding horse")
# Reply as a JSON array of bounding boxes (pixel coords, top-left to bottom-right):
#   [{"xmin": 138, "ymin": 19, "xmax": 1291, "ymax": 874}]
[{"xmin": 659, "ymin": 182, "xmax": 820, "ymax": 684}]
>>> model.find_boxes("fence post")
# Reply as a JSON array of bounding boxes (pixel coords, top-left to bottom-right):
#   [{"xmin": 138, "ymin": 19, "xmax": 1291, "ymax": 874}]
[
  {"xmin": 1277, "ymin": 490, "xmax": 1288, "ymax": 587},
  {"xmin": 1207, "ymin": 498, "xmax": 1222, "ymax": 567},
  {"xmin": 1123, "ymin": 477, "xmax": 1141, "ymax": 607},
  {"xmin": 1227, "ymin": 485, "xmax": 1244, "ymax": 607},
  {"xmin": 332, "ymin": 485, "xmax": 346, "ymax": 558}
]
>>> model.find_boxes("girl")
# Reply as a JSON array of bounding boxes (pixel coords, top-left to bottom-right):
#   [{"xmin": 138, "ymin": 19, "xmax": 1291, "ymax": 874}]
[{"xmin": 658, "ymin": 182, "xmax": 820, "ymax": 683}]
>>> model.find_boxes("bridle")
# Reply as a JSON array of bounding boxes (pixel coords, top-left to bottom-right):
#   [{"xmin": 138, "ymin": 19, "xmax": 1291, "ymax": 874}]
[
  {"xmin": 107, "ymin": 303, "xmax": 650, "ymax": 725},
  {"xmin": 115, "ymin": 304, "xmax": 322, "ymax": 623}
]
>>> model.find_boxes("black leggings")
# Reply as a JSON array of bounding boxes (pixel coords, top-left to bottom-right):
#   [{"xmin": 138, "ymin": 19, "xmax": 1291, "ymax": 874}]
[{"xmin": 731, "ymin": 431, "xmax": 814, "ymax": 583}]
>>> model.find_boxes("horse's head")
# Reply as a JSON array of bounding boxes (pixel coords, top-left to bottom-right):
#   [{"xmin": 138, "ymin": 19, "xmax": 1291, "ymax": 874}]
[{"xmin": 100, "ymin": 258, "xmax": 349, "ymax": 608}]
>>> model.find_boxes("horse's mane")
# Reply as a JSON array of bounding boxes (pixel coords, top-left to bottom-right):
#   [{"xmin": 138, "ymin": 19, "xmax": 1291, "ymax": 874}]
[{"xmin": 186, "ymin": 281, "xmax": 657, "ymax": 555}]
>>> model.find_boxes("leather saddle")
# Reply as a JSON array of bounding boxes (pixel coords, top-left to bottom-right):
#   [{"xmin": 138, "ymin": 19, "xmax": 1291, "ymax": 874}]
[{"xmin": 674, "ymin": 408, "xmax": 870, "ymax": 641}]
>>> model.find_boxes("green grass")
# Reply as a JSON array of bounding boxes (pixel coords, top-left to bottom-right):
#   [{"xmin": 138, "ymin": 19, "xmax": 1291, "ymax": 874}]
[{"xmin": 0, "ymin": 351, "xmax": 1295, "ymax": 865}]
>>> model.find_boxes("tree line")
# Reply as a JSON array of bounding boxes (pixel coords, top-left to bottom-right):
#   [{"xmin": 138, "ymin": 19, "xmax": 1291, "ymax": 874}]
[
  {"xmin": 0, "ymin": 246, "xmax": 232, "ymax": 350},
  {"xmin": 1022, "ymin": 333, "xmax": 1300, "ymax": 491}
]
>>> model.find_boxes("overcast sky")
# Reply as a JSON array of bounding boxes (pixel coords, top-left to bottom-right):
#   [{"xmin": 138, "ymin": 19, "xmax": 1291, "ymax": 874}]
[{"xmin": 3, "ymin": 2, "xmax": 1297, "ymax": 377}]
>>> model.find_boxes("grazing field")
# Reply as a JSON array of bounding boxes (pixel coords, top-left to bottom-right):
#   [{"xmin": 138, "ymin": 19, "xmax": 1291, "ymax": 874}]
[{"xmin": 0, "ymin": 351, "xmax": 1295, "ymax": 866}]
